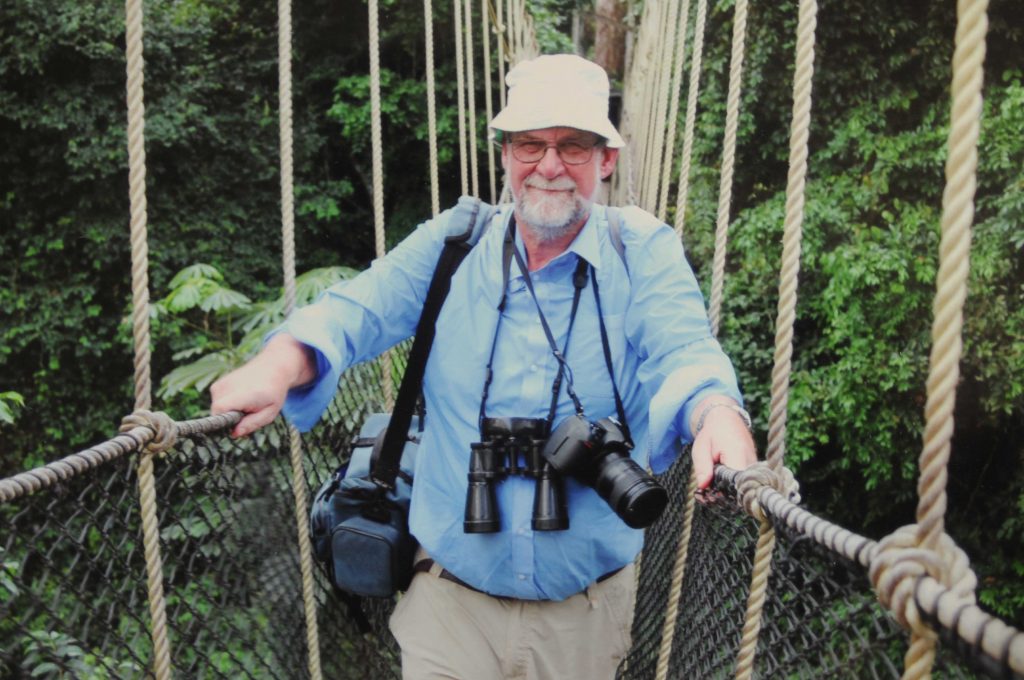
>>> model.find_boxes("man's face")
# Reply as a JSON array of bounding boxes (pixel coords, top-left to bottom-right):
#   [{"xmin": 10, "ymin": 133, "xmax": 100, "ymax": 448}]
[{"xmin": 502, "ymin": 127, "xmax": 619, "ymax": 241}]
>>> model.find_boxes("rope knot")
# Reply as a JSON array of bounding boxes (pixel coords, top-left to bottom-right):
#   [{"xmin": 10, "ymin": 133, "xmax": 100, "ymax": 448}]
[
  {"xmin": 120, "ymin": 410, "xmax": 178, "ymax": 458},
  {"xmin": 869, "ymin": 525, "xmax": 977, "ymax": 637},
  {"xmin": 734, "ymin": 462, "xmax": 801, "ymax": 520}
]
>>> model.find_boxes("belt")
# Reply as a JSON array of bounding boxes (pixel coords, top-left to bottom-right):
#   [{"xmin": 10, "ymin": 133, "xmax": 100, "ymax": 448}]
[{"xmin": 413, "ymin": 559, "xmax": 624, "ymax": 599}]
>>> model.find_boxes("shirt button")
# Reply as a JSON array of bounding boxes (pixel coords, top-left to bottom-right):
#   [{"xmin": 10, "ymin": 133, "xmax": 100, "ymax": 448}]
[
  {"xmin": 517, "ymin": 528, "xmax": 527, "ymax": 535},
  {"xmin": 530, "ymin": 364, "xmax": 539, "ymax": 372},
  {"xmin": 517, "ymin": 573, "xmax": 526, "ymax": 580}
]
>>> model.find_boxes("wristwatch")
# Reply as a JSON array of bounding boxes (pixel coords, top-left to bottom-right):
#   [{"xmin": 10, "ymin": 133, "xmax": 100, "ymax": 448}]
[{"xmin": 694, "ymin": 402, "xmax": 752, "ymax": 435}]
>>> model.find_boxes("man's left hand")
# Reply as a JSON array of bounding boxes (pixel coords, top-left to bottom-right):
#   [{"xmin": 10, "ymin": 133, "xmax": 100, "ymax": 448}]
[{"xmin": 690, "ymin": 398, "xmax": 757, "ymax": 490}]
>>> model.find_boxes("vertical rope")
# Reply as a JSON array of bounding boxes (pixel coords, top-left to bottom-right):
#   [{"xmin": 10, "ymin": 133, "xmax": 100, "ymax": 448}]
[
  {"xmin": 425, "ymin": 0, "xmax": 441, "ymax": 217},
  {"xmin": 482, "ymin": 0, "xmax": 496, "ymax": 202},
  {"xmin": 464, "ymin": 0, "xmax": 480, "ymax": 198},
  {"xmin": 653, "ymin": 1, "xmax": 712, "ymax": 658},
  {"xmin": 496, "ymin": 0, "xmax": 507, "ymax": 110},
  {"xmin": 656, "ymin": 0, "xmax": 692, "ymax": 222},
  {"xmin": 653, "ymin": 466, "xmax": 698, "ymax": 680},
  {"xmin": 705, "ymin": 0, "xmax": 747, "ymax": 331},
  {"xmin": 124, "ymin": 0, "xmax": 172, "ymax": 676},
  {"xmin": 454, "ymin": 0, "xmax": 469, "ymax": 195},
  {"xmin": 906, "ymin": 0, "xmax": 988, "ymax": 675},
  {"xmin": 277, "ymin": 1, "xmax": 323, "ymax": 677},
  {"xmin": 640, "ymin": 0, "xmax": 674, "ymax": 211},
  {"xmin": 734, "ymin": 518, "xmax": 777, "ymax": 679},
  {"xmin": 735, "ymin": 1, "xmax": 816, "ymax": 678},
  {"xmin": 765, "ymin": 0, "xmax": 815, "ymax": 470},
  {"xmin": 368, "ymin": 0, "xmax": 394, "ymax": 408},
  {"xmin": 670, "ymin": 0, "xmax": 708, "ymax": 236}
]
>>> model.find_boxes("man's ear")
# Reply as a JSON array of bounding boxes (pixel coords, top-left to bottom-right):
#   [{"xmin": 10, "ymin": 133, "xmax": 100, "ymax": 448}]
[
  {"xmin": 500, "ymin": 141, "xmax": 510, "ymax": 172},
  {"xmin": 599, "ymin": 147, "xmax": 619, "ymax": 180}
]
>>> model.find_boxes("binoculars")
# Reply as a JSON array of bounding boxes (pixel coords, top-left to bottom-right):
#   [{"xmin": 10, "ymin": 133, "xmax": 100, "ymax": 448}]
[
  {"xmin": 464, "ymin": 417, "xmax": 568, "ymax": 533},
  {"xmin": 464, "ymin": 415, "xmax": 669, "ymax": 533}
]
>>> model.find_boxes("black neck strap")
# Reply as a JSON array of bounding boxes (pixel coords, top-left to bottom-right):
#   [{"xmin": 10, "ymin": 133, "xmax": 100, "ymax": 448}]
[
  {"xmin": 478, "ymin": 219, "xmax": 587, "ymax": 431},
  {"xmin": 479, "ymin": 216, "xmax": 631, "ymax": 445}
]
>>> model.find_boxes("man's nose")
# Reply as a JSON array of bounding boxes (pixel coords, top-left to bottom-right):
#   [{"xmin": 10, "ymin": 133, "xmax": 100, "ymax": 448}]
[{"xmin": 534, "ymin": 145, "xmax": 566, "ymax": 177}]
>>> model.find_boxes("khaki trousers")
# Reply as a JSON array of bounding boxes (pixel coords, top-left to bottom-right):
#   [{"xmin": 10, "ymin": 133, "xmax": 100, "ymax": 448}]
[{"xmin": 388, "ymin": 557, "xmax": 636, "ymax": 680}]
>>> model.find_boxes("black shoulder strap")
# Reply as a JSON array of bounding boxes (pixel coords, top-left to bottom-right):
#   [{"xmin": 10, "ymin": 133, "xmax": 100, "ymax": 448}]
[{"xmin": 372, "ymin": 197, "xmax": 494, "ymax": 487}]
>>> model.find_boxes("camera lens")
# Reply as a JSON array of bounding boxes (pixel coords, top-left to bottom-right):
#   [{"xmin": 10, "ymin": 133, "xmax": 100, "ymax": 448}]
[{"xmin": 592, "ymin": 454, "xmax": 668, "ymax": 528}]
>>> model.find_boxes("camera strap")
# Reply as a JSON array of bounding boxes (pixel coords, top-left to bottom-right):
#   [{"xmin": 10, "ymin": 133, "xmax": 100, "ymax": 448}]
[
  {"xmin": 511, "ymin": 218, "xmax": 634, "ymax": 447},
  {"xmin": 478, "ymin": 218, "xmax": 588, "ymax": 431},
  {"xmin": 590, "ymin": 271, "xmax": 633, "ymax": 447}
]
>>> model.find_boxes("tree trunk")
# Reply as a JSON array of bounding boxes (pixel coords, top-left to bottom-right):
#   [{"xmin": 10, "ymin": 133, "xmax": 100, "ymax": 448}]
[{"xmin": 593, "ymin": 0, "xmax": 626, "ymax": 81}]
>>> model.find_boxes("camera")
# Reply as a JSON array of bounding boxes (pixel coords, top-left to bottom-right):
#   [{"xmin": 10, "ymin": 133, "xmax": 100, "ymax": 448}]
[
  {"xmin": 464, "ymin": 417, "xmax": 568, "ymax": 533},
  {"xmin": 541, "ymin": 415, "xmax": 668, "ymax": 529}
]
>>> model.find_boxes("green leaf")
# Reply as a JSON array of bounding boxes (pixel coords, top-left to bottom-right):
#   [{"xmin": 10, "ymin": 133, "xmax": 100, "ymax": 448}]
[{"xmin": 157, "ymin": 351, "xmax": 239, "ymax": 398}]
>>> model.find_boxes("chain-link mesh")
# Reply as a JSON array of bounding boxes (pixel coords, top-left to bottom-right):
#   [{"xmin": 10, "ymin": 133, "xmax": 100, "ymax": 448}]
[
  {"xmin": 0, "ymin": 349, "xmax": 1011, "ymax": 678},
  {"xmin": 618, "ymin": 455, "xmax": 982, "ymax": 679}
]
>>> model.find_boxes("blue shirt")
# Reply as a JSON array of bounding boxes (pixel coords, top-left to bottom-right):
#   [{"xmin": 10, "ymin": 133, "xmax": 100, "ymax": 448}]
[{"xmin": 280, "ymin": 202, "xmax": 741, "ymax": 600}]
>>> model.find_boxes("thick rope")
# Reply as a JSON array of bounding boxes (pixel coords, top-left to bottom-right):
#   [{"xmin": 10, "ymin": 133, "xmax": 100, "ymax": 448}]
[
  {"xmin": 870, "ymin": 527, "xmax": 977, "ymax": 679},
  {"xmin": 735, "ymin": 1, "xmax": 815, "ymax": 676},
  {"xmin": 900, "ymin": 0, "xmax": 988, "ymax": 675},
  {"xmin": 0, "ymin": 412, "xmax": 244, "ymax": 504},
  {"xmin": 916, "ymin": 0, "xmax": 987, "ymax": 561},
  {"xmin": 123, "ymin": 0, "xmax": 172, "ymax": 675},
  {"xmin": 657, "ymin": 0, "xmax": 692, "ymax": 223},
  {"xmin": 368, "ymin": 0, "xmax": 394, "ymax": 409},
  {"xmin": 454, "ymin": 0, "xmax": 469, "ymax": 195},
  {"xmin": 120, "ymin": 411, "xmax": 176, "ymax": 680},
  {"xmin": 424, "ymin": 0, "xmax": 441, "ymax": 217},
  {"xmin": 765, "ymin": 0, "xmax": 815, "ymax": 471},
  {"xmin": 278, "ymin": 0, "xmax": 323, "ymax": 675},
  {"xmin": 464, "ymin": 0, "xmax": 480, "ymax": 198},
  {"xmin": 482, "ymin": 0, "xmax": 496, "ymax": 202},
  {"xmin": 705, "ymin": 0, "xmax": 747, "ymax": 329},
  {"xmin": 667, "ymin": 0, "xmax": 708, "ymax": 233},
  {"xmin": 712, "ymin": 465, "xmax": 1024, "ymax": 678}
]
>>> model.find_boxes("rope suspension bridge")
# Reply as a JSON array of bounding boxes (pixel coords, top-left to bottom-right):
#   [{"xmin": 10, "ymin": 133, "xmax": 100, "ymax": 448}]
[{"xmin": 2, "ymin": 0, "xmax": 1021, "ymax": 678}]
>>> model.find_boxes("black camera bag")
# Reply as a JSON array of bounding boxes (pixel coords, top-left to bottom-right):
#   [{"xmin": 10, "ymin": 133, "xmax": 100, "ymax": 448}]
[{"xmin": 309, "ymin": 196, "xmax": 494, "ymax": 598}]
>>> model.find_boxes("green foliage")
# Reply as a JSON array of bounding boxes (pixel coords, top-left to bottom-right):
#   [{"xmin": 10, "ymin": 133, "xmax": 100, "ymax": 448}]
[
  {"xmin": 0, "ymin": 392, "xmax": 24, "ymax": 426},
  {"xmin": 154, "ymin": 263, "xmax": 355, "ymax": 404},
  {"xmin": 20, "ymin": 631, "xmax": 141, "ymax": 679},
  {"xmin": 681, "ymin": 0, "xmax": 1024, "ymax": 622}
]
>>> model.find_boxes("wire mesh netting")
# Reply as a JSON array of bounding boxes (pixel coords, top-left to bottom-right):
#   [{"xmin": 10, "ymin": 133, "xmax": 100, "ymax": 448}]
[{"xmin": 0, "ymin": 350, "xmax": 1004, "ymax": 678}]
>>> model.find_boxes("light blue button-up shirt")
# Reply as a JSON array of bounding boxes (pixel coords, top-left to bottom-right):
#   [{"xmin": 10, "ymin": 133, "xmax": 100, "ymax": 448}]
[{"xmin": 281, "ymin": 202, "xmax": 741, "ymax": 600}]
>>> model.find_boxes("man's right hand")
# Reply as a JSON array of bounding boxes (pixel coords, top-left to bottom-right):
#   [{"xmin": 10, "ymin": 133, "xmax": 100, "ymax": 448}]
[{"xmin": 210, "ymin": 334, "xmax": 316, "ymax": 438}]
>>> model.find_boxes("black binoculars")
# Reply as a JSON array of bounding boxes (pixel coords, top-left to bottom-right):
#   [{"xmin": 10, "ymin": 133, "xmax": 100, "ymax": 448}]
[
  {"xmin": 464, "ymin": 414, "xmax": 669, "ymax": 533},
  {"xmin": 464, "ymin": 417, "xmax": 568, "ymax": 533}
]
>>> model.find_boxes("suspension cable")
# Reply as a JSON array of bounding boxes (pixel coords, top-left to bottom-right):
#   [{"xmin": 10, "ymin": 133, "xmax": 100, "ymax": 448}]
[{"xmin": 123, "ymin": 0, "xmax": 172, "ymax": 675}]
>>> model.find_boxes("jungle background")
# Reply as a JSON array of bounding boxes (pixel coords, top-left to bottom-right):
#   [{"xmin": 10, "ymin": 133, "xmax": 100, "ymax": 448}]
[{"xmin": 1, "ymin": 0, "xmax": 1021, "ymax": 637}]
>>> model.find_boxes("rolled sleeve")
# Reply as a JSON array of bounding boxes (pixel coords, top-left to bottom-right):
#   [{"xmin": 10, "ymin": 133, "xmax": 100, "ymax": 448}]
[
  {"xmin": 266, "ymin": 209, "xmax": 461, "ymax": 431},
  {"xmin": 620, "ymin": 213, "xmax": 743, "ymax": 474}
]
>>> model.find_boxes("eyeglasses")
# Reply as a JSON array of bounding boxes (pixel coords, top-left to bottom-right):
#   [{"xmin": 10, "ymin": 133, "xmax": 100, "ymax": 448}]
[{"xmin": 508, "ymin": 138, "xmax": 602, "ymax": 165}]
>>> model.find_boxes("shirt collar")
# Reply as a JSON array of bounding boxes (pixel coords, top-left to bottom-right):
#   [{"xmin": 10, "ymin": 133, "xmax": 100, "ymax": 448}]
[{"xmin": 508, "ymin": 203, "xmax": 605, "ymax": 277}]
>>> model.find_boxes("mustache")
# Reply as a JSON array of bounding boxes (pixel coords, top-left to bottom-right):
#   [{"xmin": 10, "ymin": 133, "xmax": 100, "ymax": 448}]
[{"xmin": 523, "ymin": 176, "xmax": 577, "ymax": 191}]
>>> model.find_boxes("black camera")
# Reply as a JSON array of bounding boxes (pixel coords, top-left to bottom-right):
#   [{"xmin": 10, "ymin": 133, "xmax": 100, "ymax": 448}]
[
  {"xmin": 541, "ymin": 415, "xmax": 668, "ymax": 529},
  {"xmin": 464, "ymin": 417, "xmax": 568, "ymax": 533}
]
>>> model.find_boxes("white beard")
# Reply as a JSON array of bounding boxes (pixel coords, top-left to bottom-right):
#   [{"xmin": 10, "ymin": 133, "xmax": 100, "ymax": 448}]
[{"xmin": 514, "ymin": 173, "xmax": 597, "ymax": 243}]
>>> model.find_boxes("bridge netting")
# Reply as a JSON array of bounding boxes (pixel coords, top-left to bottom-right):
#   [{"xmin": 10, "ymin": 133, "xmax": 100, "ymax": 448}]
[{"xmin": 0, "ymin": 350, "xmax": 1002, "ymax": 678}]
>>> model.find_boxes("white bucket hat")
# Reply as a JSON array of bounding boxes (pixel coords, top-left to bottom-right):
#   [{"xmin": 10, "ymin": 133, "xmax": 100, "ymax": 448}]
[{"xmin": 489, "ymin": 54, "xmax": 625, "ymax": 148}]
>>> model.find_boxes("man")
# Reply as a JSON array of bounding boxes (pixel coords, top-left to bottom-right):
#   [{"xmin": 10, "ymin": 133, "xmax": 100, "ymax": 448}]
[{"xmin": 211, "ymin": 54, "xmax": 756, "ymax": 679}]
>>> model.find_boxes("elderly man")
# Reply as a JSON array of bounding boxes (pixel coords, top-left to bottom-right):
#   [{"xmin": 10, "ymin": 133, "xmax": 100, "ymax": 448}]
[{"xmin": 212, "ymin": 54, "xmax": 755, "ymax": 679}]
